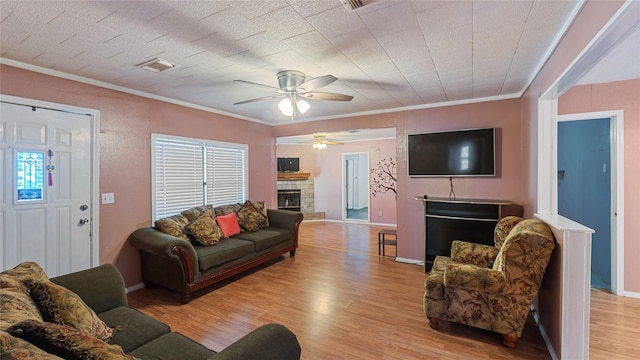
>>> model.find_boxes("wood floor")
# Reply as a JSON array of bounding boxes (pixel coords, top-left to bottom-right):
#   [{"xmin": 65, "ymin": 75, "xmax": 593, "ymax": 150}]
[{"xmin": 128, "ymin": 221, "xmax": 640, "ymax": 359}]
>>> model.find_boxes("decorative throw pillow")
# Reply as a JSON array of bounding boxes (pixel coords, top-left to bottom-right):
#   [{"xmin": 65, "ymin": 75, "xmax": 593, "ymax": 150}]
[
  {"xmin": 181, "ymin": 205, "xmax": 214, "ymax": 222},
  {"xmin": 154, "ymin": 214, "xmax": 190, "ymax": 241},
  {"xmin": 249, "ymin": 200, "xmax": 269, "ymax": 228},
  {"xmin": 24, "ymin": 280, "xmax": 114, "ymax": 341},
  {"xmin": 0, "ymin": 329, "xmax": 63, "ymax": 359},
  {"xmin": 184, "ymin": 214, "xmax": 224, "ymax": 246},
  {"xmin": 213, "ymin": 203, "xmax": 242, "ymax": 217},
  {"xmin": 0, "ymin": 262, "xmax": 48, "ymax": 331},
  {"xmin": 236, "ymin": 201, "xmax": 265, "ymax": 232},
  {"xmin": 216, "ymin": 212, "xmax": 242, "ymax": 238},
  {"xmin": 7, "ymin": 320, "xmax": 138, "ymax": 360}
]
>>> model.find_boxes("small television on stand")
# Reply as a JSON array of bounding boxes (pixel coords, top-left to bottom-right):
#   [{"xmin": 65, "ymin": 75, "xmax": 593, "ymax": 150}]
[
  {"xmin": 408, "ymin": 128, "xmax": 496, "ymax": 177},
  {"xmin": 277, "ymin": 157, "xmax": 300, "ymax": 173}
]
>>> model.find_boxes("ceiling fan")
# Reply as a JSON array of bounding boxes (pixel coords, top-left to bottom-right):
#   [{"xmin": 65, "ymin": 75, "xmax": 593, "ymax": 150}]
[
  {"xmin": 310, "ymin": 134, "xmax": 343, "ymax": 149},
  {"xmin": 233, "ymin": 70, "xmax": 353, "ymax": 117}
]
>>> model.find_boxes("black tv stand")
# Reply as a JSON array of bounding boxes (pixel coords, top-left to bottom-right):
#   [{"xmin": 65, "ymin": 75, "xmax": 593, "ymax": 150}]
[{"xmin": 416, "ymin": 196, "xmax": 523, "ymax": 272}]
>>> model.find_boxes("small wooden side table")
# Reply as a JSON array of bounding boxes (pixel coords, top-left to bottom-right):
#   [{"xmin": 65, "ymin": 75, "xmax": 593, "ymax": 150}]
[{"xmin": 378, "ymin": 229, "xmax": 397, "ymax": 256}]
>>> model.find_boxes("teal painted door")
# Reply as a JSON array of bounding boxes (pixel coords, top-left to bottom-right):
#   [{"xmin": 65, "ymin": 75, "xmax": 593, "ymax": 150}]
[{"xmin": 558, "ymin": 118, "xmax": 611, "ymax": 290}]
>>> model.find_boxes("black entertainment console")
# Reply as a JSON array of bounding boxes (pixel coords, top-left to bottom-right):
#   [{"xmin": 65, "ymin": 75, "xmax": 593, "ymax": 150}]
[{"xmin": 417, "ymin": 196, "xmax": 523, "ymax": 272}]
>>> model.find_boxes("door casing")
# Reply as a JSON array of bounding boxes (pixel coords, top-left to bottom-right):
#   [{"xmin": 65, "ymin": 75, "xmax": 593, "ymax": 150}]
[{"xmin": 1, "ymin": 94, "xmax": 100, "ymax": 273}]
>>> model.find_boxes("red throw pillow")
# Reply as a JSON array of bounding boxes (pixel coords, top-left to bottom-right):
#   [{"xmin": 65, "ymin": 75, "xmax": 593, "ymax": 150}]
[{"xmin": 216, "ymin": 212, "xmax": 241, "ymax": 238}]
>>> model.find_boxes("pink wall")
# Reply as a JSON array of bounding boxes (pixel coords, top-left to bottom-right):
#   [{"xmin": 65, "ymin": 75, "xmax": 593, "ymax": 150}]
[
  {"xmin": 559, "ymin": 79, "xmax": 640, "ymax": 293},
  {"xmin": 0, "ymin": 64, "xmax": 277, "ymax": 287},
  {"xmin": 276, "ymin": 144, "xmax": 316, "ymax": 177},
  {"xmin": 275, "ymin": 98, "xmax": 524, "ymax": 260}
]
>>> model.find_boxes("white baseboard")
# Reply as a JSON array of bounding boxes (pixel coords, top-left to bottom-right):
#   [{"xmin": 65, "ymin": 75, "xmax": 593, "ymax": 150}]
[
  {"xmin": 323, "ymin": 218, "xmax": 397, "ymax": 227},
  {"xmin": 395, "ymin": 257, "xmax": 424, "ymax": 266},
  {"xmin": 622, "ymin": 290, "xmax": 640, "ymax": 299},
  {"xmin": 126, "ymin": 282, "xmax": 145, "ymax": 294}
]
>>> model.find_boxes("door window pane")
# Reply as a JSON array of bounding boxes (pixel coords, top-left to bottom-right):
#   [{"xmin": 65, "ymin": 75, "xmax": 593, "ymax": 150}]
[{"xmin": 16, "ymin": 151, "xmax": 45, "ymax": 201}]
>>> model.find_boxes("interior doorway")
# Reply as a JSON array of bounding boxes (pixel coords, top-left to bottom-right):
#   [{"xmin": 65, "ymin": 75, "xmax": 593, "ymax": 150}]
[
  {"xmin": 343, "ymin": 152, "xmax": 369, "ymax": 221},
  {"xmin": 557, "ymin": 111, "xmax": 623, "ymax": 293},
  {"xmin": 557, "ymin": 117, "xmax": 612, "ymax": 290}
]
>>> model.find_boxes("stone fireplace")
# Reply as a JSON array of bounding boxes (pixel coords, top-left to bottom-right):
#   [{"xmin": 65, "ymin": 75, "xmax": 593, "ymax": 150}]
[{"xmin": 276, "ymin": 178, "xmax": 324, "ymax": 220}]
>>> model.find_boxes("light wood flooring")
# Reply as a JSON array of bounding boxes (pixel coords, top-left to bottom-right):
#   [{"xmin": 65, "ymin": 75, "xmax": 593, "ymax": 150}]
[{"xmin": 128, "ymin": 221, "xmax": 640, "ymax": 359}]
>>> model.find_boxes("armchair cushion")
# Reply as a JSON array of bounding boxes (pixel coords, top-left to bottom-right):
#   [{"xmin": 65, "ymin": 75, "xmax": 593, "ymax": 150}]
[
  {"xmin": 442, "ymin": 264, "xmax": 506, "ymax": 293},
  {"xmin": 450, "ymin": 240, "xmax": 500, "ymax": 268}
]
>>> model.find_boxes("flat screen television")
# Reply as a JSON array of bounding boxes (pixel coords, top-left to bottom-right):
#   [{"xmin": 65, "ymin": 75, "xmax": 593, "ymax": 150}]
[
  {"xmin": 408, "ymin": 128, "xmax": 496, "ymax": 177},
  {"xmin": 277, "ymin": 157, "xmax": 299, "ymax": 173}
]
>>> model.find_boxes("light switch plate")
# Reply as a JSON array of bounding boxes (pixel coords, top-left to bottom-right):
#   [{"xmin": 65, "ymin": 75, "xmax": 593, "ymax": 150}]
[{"xmin": 101, "ymin": 193, "xmax": 115, "ymax": 204}]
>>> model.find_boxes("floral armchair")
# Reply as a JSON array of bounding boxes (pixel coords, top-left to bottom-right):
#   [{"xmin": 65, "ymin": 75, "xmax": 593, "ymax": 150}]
[{"xmin": 423, "ymin": 217, "xmax": 555, "ymax": 348}]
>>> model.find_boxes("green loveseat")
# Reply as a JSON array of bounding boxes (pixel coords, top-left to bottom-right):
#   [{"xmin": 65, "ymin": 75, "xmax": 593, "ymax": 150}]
[
  {"xmin": 129, "ymin": 203, "xmax": 303, "ymax": 303},
  {"xmin": 1, "ymin": 262, "xmax": 302, "ymax": 359}
]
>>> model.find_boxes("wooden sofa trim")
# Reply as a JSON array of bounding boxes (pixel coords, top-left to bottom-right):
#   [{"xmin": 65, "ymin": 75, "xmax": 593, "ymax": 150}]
[{"xmin": 172, "ymin": 242, "xmax": 297, "ymax": 303}]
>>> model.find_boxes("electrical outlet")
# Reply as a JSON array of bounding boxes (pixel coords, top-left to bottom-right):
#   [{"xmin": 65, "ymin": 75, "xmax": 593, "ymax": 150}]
[
  {"xmin": 378, "ymin": 211, "xmax": 383, "ymax": 217},
  {"xmin": 101, "ymin": 193, "xmax": 115, "ymax": 204}
]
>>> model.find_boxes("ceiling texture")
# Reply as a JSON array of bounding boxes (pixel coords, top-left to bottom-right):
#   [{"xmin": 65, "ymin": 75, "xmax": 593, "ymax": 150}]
[{"xmin": 0, "ymin": 0, "xmax": 595, "ymax": 124}]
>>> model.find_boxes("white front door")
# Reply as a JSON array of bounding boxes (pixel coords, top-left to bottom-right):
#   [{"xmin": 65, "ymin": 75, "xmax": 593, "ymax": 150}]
[{"xmin": 1, "ymin": 101, "xmax": 93, "ymax": 277}]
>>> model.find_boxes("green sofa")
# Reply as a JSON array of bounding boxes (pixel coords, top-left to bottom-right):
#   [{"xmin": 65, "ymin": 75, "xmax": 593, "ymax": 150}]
[
  {"xmin": 1, "ymin": 262, "xmax": 302, "ymax": 360},
  {"xmin": 129, "ymin": 204, "xmax": 303, "ymax": 304}
]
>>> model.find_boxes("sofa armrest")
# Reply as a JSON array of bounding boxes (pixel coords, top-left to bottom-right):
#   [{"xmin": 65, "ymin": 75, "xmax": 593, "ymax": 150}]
[
  {"xmin": 450, "ymin": 240, "xmax": 499, "ymax": 268},
  {"xmin": 267, "ymin": 209, "xmax": 303, "ymax": 239},
  {"xmin": 209, "ymin": 323, "xmax": 301, "ymax": 360},
  {"xmin": 443, "ymin": 264, "xmax": 506, "ymax": 294},
  {"xmin": 129, "ymin": 227, "xmax": 200, "ymax": 274},
  {"xmin": 50, "ymin": 264, "xmax": 127, "ymax": 313}
]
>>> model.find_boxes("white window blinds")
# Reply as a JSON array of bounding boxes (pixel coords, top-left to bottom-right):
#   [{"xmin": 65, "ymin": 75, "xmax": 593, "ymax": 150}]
[
  {"xmin": 205, "ymin": 146, "xmax": 246, "ymax": 207},
  {"xmin": 152, "ymin": 135, "xmax": 247, "ymax": 221}
]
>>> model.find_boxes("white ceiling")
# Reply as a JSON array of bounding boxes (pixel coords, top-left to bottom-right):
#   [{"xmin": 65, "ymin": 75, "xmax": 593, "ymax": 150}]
[
  {"xmin": 0, "ymin": 1, "xmax": 636, "ymax": 128},
  {"xmin": 0, "ymin": 0, "xmax": 582, "ymax": 124}
]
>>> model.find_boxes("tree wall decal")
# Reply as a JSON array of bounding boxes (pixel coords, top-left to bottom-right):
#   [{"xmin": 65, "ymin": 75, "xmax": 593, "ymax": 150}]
[{"xmin": 370, "ymin": 157, "xmax": 397, "ymax": 198}]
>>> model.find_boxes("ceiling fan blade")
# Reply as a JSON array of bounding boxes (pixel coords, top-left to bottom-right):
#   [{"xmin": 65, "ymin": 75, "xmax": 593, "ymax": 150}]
[
  {"xmin": 234, "ymin": 79, "xmax": 281, "ymax": 91},
  {"xmin": 233, "ymin": 95, "xmax": 282, "ymax": 105},
  {"xmin": 302, "ymin": 92, "xmax": 353, "ymax": 101},
  {"xmin": 299, "ymin": 75, "xmax": 337, "ymax": 91}
]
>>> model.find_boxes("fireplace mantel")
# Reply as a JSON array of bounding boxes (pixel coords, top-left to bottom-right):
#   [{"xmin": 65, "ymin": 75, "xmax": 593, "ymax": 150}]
[{"xmin": 277, "ymin": 172, "xmax": 310, "ymax": 181}]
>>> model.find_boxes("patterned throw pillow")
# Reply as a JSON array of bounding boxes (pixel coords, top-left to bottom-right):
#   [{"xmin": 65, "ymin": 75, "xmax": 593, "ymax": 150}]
[
  {"xmin": 184, "ymin": 214, "xmax": 224, "ymax": 246},
  {"xmin": 0, "ymin": 329, "xmax": 63, "ymax": 359},
  {"xmin": 181, "ymin": 205, "xmax": 214, "ymax": 222},
  {"xmin": 213, "ymin": 203, "xmax": 242, "ymax": 217},
  {"xmin": 0, "ymin": 262, "xmax": 48, "ymax": 331},
  {"xmin": 236, "ymin": 201, "xmax": 266, "ymax": 232},
  {"xmin": 249, "ymin": 200, "xmax": 270, "ymax": 228},
  {"xmin": 7, "ymin": 320, "xmax": 138, "ymax": 360},
  {"xmin": 216, "ymin": 212, "xmax": 242, "ymax": 238},
  {"xmin": 24, "ymin": 280, "xmax": 114, "ymax": 341},
  {"xmin": 154, "ymin": 214, "xmax": 190, "ymax": 241}
]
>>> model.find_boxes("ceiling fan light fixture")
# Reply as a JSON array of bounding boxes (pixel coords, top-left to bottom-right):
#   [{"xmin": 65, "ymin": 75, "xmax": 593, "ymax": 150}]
[
  {"xmin": 278, "ymin": 97, "xmax": 294, "ymax": 116},
  {"xmin": 296, "ymin": 99, "xmax": 310, "ymax": 114},
  {"xmin": 313, "ymin": 142, "xmax": 327, "ymax": 149}
]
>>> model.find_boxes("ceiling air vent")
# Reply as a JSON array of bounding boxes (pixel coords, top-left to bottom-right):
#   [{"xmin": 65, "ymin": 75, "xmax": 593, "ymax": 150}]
[
  {"xmin": 136, "ymin": 58, "xmax": 177, "ymax": 73},
  {"xmin": 341, "ymin": 0, "xmax": 378, "ymax": 11}
]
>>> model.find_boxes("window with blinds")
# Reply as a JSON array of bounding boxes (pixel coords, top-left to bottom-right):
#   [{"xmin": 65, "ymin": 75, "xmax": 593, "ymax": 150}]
[{"xmin": 152, "ymin": 134, "xmax": 247, "ymax": 221}]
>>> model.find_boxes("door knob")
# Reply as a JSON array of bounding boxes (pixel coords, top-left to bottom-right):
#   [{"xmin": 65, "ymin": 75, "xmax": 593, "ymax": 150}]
[{"xmin": 79, "ymin": 218, "xmax": 89, "ymax": 226}]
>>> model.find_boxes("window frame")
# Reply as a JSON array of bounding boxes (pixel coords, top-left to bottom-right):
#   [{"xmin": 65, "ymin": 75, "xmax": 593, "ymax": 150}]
[{"xmin": 151, "ymin": 133, "xmax": 248, "ymax": 222}]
